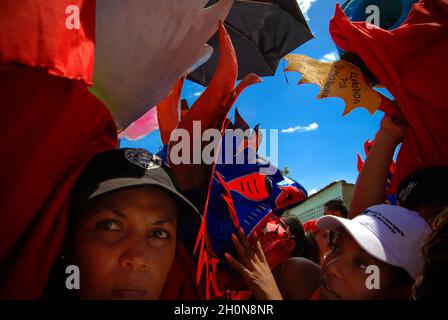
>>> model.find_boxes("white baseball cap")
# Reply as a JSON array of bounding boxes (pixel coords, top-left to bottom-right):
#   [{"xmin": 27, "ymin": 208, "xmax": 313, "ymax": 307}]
[{"xmin": 317, "ymin": 204, "xmax": 431, "ymax": 280}]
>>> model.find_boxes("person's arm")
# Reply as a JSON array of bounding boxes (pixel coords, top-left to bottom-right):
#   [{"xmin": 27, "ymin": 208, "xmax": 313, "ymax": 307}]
[
  {"xmin": 349, "ymin": 115, "xmax": 406, "ymax": 218},
  {"xmin": 224, "ymin": 228, "xmax": 283, "ymax": 300},
  {"xmin": 273, "ymin": 257, "xmax": 321, "ymax": 300}
]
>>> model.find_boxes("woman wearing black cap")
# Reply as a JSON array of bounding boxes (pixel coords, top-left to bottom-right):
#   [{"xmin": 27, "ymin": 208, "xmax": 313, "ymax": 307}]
[{"xmin": 45, "ymin": 148, "xmax": 201, "ymax": 299}]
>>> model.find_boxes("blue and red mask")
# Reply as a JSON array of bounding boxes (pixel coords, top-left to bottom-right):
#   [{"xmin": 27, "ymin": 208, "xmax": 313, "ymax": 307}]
[{"xmin": 206, "ymin": 132, "xmax": 307, "ymax": 263}]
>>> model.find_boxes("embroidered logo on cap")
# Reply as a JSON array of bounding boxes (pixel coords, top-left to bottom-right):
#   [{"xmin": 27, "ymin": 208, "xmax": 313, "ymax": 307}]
[
  {"xmin": 125, "ymin": 148, "xmax": 162, "ymax": 170},
  {"xmin": 398, "ymin": 181, "xmax": 418, "ymax": 203}
]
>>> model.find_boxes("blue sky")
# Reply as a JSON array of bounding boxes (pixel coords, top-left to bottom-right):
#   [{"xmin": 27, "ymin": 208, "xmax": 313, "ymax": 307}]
[{"xmin": 122, "ymin": 0, "xmax": 386, "ymax": 195}]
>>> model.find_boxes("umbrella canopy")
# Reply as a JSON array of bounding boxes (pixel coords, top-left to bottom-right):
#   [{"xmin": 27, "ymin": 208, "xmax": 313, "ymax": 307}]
[
  {"xmin": 188, "ymin": 0, "xmax": 313, "ymax": 86},
  {"xmin": 92, "ymin": 0, "xmax": 233, "ymax": 130}
]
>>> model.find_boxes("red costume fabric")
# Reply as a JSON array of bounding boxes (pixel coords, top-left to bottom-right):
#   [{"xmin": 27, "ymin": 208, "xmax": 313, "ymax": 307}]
[
  {"xmin": 330, "ymin": 0, "xmax": 448, "ymax": 191},
  {"xmin": 0, "ymin": 1, "xmax": 117, "ymax": 298},
  {"xmin": 0, "ymin": 0, "xmax": 95, "ymax": 84}
]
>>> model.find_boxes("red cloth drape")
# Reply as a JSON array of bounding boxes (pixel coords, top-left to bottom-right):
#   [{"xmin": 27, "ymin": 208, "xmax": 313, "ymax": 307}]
[
  {"xmin": 0, "ymin": 65, "xmax": 117, "ymax": 299},
  {"xmin": 330, "ymin": 0, "xmax": 448, "ymax": 191},
  {"xmin": 0, "ymin": 0, "xmax": 95, "ymax": 84},
  {"xmin": 160, "ymin": 241, "xmax": 204, "ymax": 300},
  {"xmin": 0, "ymin": 1, "xmax": 118, "ymax": 298}
]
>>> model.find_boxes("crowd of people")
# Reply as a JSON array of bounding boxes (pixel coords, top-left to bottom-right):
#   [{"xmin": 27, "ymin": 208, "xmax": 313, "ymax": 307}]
[
  {"xmin": 39, "ymin": 125, "xmax": 447, "ymax": 300},
  {"xmin": 41, "ymin": 115, "xmax": 447, "ymax": 300},
  {"xmin": 1, "ymin": 0, "xmax": 447, "ymax": 300}
]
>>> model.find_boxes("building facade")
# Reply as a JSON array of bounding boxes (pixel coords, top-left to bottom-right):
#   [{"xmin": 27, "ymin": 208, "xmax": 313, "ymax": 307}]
[{"xmin": 288, "ymin": 180, "xmax": 354, "ymax": 223}]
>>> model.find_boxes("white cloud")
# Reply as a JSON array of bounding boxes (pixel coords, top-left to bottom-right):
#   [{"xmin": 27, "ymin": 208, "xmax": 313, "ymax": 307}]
[
  {"xmin": 309, "ymin": 188, "xmax": 318, "ymax": 195},
  {"xmin": 281, "ymin": 122, "xmax": 318, "ymax": 133},
  {"xmin": 193, "ymin": 91, "xmax": 203, "ymax": 97},
  {"xmin": 296, "ymin": 0, "xmax": 316, "ymax": 21},
  {"xmin": 320, "ymin": 51, "xmax": 339, "ymax": 62}
]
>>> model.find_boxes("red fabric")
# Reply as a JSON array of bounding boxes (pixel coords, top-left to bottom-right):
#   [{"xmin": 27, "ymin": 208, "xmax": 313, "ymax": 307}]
[
  {"xmin": 0, "ymin": 0, "xmax": 115, "ymax": 299},
  {"xmin": 0, "ymin": 64, "xmax": 117, "ymax": 299},
  {"xmin": 160, "ymin": 241, "xmax": 204, "ymax": 300},
  {"xmin": 165, "ymin": 23, "xmax": 261, "ymax": 300},
  {"xmin": 303, "ymin": 219, "xmax": 318, "ymax": 234},
  {"xmin": 330, "ymin": 0, "xmax": 448, "ymax": 192},
  {"xmin": 0, "ymin": 0, "xmax": 95, "ymax": 84},
  {"xmin": 257, "ymin": 216, "xmax": 295, "ymax": 271},
  {"xmin": 310, "ymin": 288, "xmax": 320, "ymax": 300}
]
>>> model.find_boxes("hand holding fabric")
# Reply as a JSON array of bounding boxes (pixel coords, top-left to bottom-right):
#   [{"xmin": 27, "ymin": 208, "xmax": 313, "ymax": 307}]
[{"xmin": 378, "ymin": 115, "xmax": 407, "ymax": 145}]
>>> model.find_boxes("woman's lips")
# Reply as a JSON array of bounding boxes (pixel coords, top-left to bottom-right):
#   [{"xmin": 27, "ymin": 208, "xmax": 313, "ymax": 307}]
[{"xmin": 112, "ymin": 289, "xmax": 148, "ymax": 298}]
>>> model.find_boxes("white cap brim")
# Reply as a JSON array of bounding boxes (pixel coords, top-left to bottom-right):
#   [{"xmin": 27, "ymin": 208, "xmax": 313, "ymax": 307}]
[{"xmin": 317, "ymin": 215, "xmax": 400, "ymax": 268}]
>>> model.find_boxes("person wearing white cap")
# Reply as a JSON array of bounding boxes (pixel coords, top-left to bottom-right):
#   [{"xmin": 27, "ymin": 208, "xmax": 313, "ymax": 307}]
[
  {"xmin": 317, "ymin": 204, "xmax": 431, "ymax": 299},
  {"xmin": 226, "ymin": 204, "xmax": 431, "ymax": 300}
]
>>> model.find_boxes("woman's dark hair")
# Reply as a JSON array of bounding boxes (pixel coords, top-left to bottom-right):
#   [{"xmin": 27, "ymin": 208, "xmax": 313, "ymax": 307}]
[
  {"xmin": 413, "ymin": 208, "xmax": 448, "ymax": 300},
  {"xmin": 282, "ymin": 215, "xmax": 320, "ymax": 264},
  {"xmin": 391, "ymin": 266, "xmax": 414, "ymax": 288},
  {"xmin": 324, "ymin": 199, "xmax": 349, "ymax": 218}
]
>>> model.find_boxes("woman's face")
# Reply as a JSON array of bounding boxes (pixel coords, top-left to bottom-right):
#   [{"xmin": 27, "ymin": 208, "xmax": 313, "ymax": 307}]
[
  {"xmin": 70, "ymin": 186, "xmax": 178, "ymax": 299},
  {"xmin": 319, "ymin": 229, "xmax": 410, "ymax": 300}
]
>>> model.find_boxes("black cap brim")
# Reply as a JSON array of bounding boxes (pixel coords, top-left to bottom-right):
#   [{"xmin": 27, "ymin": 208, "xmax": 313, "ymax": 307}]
[{"xmin": 72, "ymin": 177, "xmax": 201, "ymax": 247}]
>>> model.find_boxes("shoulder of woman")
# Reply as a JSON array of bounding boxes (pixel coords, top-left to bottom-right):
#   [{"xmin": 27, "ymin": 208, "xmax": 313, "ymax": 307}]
[{"xmin": 274, "ymin": 257, "xmax": 321, "ymax": 300}]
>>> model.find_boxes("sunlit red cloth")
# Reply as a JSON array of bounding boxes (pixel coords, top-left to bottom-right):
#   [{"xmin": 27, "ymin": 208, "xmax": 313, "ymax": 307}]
[
  {"xmin": 303, "ymin": 219, "xmax": 318, "ymax": 234},
  {"xmin": 0, "ymin": 1, "xmax": 117, "ymax": 299},
  {"xmin": 160, "ymin": 241, "xmax": 204, "ymax": 300},
  {"xmin": 330, "ymin": 0, "xmax": 448, "ymax": 192},
  {"xmin": 0, "ymin": 0, "xmax": 95, "ymax": 84},
  {"xmin": 310, "ymin": 288, "xmax": 320, "ymax": 300},
  {"xmin": 0, "ymin": 64, "xmax": 117, "ymax": 299}
]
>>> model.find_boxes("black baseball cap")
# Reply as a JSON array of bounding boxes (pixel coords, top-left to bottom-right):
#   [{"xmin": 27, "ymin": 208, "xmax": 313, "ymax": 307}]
[
  {"xmin": 71, "ymin": 148, "xmax": 201, "ymax": 247},
  {"xmin": 397, "ymin": 167, "xmax": 448, "ymax": 210}
]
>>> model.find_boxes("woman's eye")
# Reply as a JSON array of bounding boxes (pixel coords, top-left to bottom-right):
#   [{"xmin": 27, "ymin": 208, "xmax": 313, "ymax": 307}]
[
  {"xmin": 328, "ymin": 241, "xmax": 338, "ymax": 251},
  {"xmin": 149, "ymin": 229, "xmax": 170, "ymax": 239},
  {"xmin": 96, "ymin": 220, "xmax": 121, "ymax": 231}
]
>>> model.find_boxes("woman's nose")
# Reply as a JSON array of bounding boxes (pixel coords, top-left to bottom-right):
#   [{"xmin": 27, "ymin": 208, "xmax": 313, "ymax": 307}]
[{"xmin": 118, "ymin": 235, "xmax": 149, "ymax": 270}]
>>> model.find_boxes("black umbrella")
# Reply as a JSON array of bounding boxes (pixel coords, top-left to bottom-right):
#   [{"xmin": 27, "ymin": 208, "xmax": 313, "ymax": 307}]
[{"xmin": 188, "ymin": 0, "xmax": 313, "ymax": 86}]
